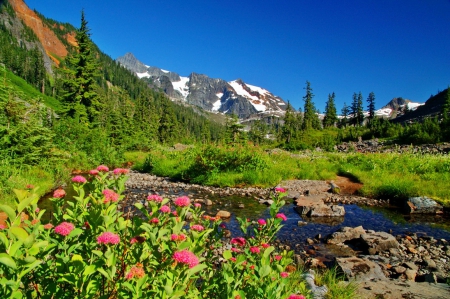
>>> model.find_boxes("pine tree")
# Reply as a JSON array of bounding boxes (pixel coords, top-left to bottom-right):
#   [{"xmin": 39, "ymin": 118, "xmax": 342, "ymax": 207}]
[
  {"xmin": 225, "ymin": 113, "xmax": 244, "ymax": 145},
  {"xmin": 281, "ymin": 101, "xmax": 296, "ymax": 143},
  {"xmin": 351, "ymin": 92, "xmax": 364, "ymax": 126},
  {"xmin": 323, "ymin": 92, "xmax": 338, "ymax": 128},
  {"xmin": 367, "ymin": 92, "xmax": 376, "ymax": 122},
  {"xmin": 340, "ymin": 102, "xmax": 349, "ymax": 127},
  {"xmin": 302, "ymin": 81, "xmax": 321, "ymax": 130},
  {"xmin": 62, "ymin": 10, "xmax": 101, "ymax": 124}
]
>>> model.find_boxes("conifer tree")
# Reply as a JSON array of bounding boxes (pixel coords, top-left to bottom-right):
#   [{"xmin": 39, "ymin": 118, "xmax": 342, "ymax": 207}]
[
  {"xmin": 351, "ymin": 92, "xmax": 364, "ymax": 126},
  {"xmin": 340, "ymin": 102, "xmax": 349, "ymax": 127},
  {"xmin": 323, "ymin": 92, "xmax": 338, "ymax": 127},
  {"xmin": 62, "ymin": 10, "xmax": 100, "ymax": 124},
  {"xmin": 367, "ymin": 92, "xmax": 376, "ymax": 122},
  {"xmin": 302, "ymin": 81, "xmax": 321, "ymax": 130},
  {"xmin": 225, "ymin": 113, "xmax": 244, "ymax": 145},
  {"xmin": 281, "ymin": 101, "xmax": 296, "ymax": 143}
]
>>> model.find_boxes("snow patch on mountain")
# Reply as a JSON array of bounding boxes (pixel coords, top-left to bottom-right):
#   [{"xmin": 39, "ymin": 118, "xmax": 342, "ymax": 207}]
[{"xmin": 172, "ymin": 76, "xmax": 190, "ymax": 99}]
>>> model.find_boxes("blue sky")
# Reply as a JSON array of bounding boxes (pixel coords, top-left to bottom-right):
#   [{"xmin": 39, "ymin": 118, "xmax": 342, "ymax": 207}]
[{"xmin": 25, "ymin": 0, "xmax": 450, "ymax": 111}]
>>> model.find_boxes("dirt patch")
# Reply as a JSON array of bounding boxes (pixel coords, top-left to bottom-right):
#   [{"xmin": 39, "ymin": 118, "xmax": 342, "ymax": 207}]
[
  {"xmin": 331, "ymin": 176, "xmax": 363, "ymax": 195},
  {"xmin": 352, "ymin": 280, "xmax": 450, "ymax": 299}
]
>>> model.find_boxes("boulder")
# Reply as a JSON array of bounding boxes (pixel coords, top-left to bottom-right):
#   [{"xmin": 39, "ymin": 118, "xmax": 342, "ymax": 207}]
[
  {"xmin": 404, "ymin": 197, "xmax": 443, "ymax": 214},
  {"xmin": 336, "ymin": 257, "xmax": 387, "ymax": 281},
  {"xmin": 216, "ymin": 210, "xmax": 231, "ymax": 219},
  {"xmin": 360, "ymin": 231, "xmax": 399, "ymax": 255},
  {"xmin": 327, "ymin": 226, "xmax": 366, "ymax": 245},
  {"xmin": 295, "ymin": 195, "xmax": 345, "ymax": 217}
]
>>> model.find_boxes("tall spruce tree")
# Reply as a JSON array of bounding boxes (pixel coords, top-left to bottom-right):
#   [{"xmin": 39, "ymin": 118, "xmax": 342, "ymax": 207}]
[
  {"xmin": 281, "ymin": 101, "xmax": 296, "ymax": 143},
  {"xmin": 367, "ymin": 92, "xmax": 376, "ymax": 123},
  {"xmin": 302, "ymin": 81, "xmax": 321, "ymax": 130},
  {"xmin": 323, "ymin": 92, "xmax": 338, "ymax": 127},
  {"xmin": 62, "ymin": 10, "xmax": 100, "ymax": 124},
  {"xmin": 340, "ymin": 102, "xmax": 349, "ymax": 127},
  {"xmin": 351, "ymin": 92, "xmax": 364, "ymax": 126}
]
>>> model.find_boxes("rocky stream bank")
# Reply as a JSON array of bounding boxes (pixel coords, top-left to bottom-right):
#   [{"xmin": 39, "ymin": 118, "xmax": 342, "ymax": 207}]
[{"xmin": 123, "ymin": 171, "xmax": 450, "ymax": 298}]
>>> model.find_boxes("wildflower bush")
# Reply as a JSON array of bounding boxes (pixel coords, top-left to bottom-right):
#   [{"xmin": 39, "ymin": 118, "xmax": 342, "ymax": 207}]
[{"xmin": 0, "ymin": 166, "xmax": 307, "ymax": 298}]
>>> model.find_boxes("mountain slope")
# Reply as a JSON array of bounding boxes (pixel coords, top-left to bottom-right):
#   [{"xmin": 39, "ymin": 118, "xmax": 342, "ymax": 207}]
[{"xmin": 117, "ymin": 52, "xmax": 287, "ymax": 119}]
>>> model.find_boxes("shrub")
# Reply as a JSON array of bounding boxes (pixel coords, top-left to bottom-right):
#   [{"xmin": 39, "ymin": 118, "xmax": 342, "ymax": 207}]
[{"xmin": 0, "ymin": 168, "xmax": 308, "ymax": 298}]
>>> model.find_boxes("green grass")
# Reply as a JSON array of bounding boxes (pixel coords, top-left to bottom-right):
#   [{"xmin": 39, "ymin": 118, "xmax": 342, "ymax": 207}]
[
  {"xmin": 125, "ymin": 146, "xmax": 450, "ymax": 206},
  {"xmin": 314, "ymin": 267, "xmax": 359, "ymax": 299}
]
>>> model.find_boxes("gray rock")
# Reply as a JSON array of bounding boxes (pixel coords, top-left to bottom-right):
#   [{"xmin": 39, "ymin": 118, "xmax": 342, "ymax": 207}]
[
  {"xmin": 360, "ymin": 231, "xmax": 399, "ymax": 255},
  {"xmin": 336, "ymin": 257, "xmax": 387, "ymax": 281},
  {"xmin": 404, "ymin": 197, "xmax": 443, "ymax": 214},
  {"xmin": 216, "ymin": 210, "xmax": 231, "ymax": 219},
  {"xmin": 405, "ymin": 269, "xmax": 417, "ymax": 281},
  {"xmin": 327, "ymin": 226, "xmax": 366, "ymax": 245}
]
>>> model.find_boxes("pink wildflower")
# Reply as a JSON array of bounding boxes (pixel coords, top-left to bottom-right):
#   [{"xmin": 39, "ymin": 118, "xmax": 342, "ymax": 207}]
[
  {"xmin": 257, "ymin": 219, "xmax": 267, "ymax": 226},
  {"xmin": 97, "ymin": 232, "xmax": 120, "ymax": 245},
  {"xmin": 147, "ymin": 194, "xmax": 163, "ymax": 202},
  {"xmin": 72, "ymin": 175, "xmax": 87, "ymax": 184},
  {"xmin": 25, "ymin": 184, "xmax": 34, "ymax": 189},
  {"xmin": 102, "ymin": 189, "xmax": 119, "ymax": 203},
  {"xmin": 250, "ymin": 265, "xmax": 255, "ymax": 270},
  {"xmin": 190, "ymin": 224, "xmax": 204, "ymax": 232},
  {"xmin": 174, "ymin": 196, "xmax": 190, "ymax": 207},
  {"xmin": 125, "ymin": 263, "xmax": 145, "ymax": 280},
  {"xmin": 97, "ymin": 165, "xmax": 109, "ymax": 172},
  {"xmin": 35, "ymin": 208, "xmax": 40, "ymax": 213},
  {"xmin": 250, "ymin": 246, "xmax": 260, "ymax": 254},
  {"xmin": 194, "ymin": 203, "xmax": 201, "ymax": 208},
  {"xmin": 0, "ymin": 224, "xmax": 7, "ymax": 230},
  {"xmin": 171, "ymin": 233, "xmax": 187, "ymax": 242},
  {"xmin": 261, "ymin": 243, "xmax": 270, "ymax": 248},
  {"xmin": 281, "ymin": 272, "xmax": 289, "ymax": 278},
  {"xmin": 43, "ymin": 223, "xmax": 53, "ymax": 230},
  {"xmin": 150, "ymin": 218, "xmax": 159, "ymax": 224},
  {"xmin": 219, "ymin": 223, "xmax": 226, "ymax": 228},
  {"xmin": 275, "ymin": 255, "xmax": 282, "ymax": 261},
  {"xmin": 89, "ymin": 169, "xmax": 99, "ymax": 175},
  {"xmin": 230, "ymin": 257, "xmax": 237, "ymax": 262},
  {"xmin": 160, "ymin": 205, "xmax": 170, "ymax": 213},
  {"xmin": 231, "ymin": 247, "xmax": 240, "ymax": 253},
  {"xmin": 173, "ymin": 249, "xmax": 199, "ymax": 268},
  {"xmin": 113, "ymin": 168, "xmax": 129, "ymax": 175},
  {"xmin": 54, "ymin": 222, "xmax": 74, "ymax": 236},
  {"xmin": 53, "ymin": 188, "xmax": 66, "ymax": 198},
  {"xmin": 31, "ymin": 219, "xmax": 39, "ymax": 225},
  {"xmin": 275, "ymin": 187, "xmax": 286, "ymax": 193},
  {"xmin": 276, "ymin": 213, "xmax": 287, "ymax": 221},
  {"xmin": 231, "ymin": 237, "xmax": 246, "ymax": 247},
  {"xmin": 287, "ymin": 295, "xmax": 306, "ymax": 299}
]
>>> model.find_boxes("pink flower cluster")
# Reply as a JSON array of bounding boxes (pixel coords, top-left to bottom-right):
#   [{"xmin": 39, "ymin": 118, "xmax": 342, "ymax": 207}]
[
  {"xmin": 72, "ymin": 175, "xmax": 87, "ymax": 184},
  {"xmin": 44, "ymin": 223, "xmax": 53, "ymax": 230},
  {"xmin": 160, "ymin": 205, "xmax": 170, "ymax": 213},
  {"xmin": 89, "ymin": 169, "xmax": 99, "ymax": 175},
  {"xmin": 287, "ymin": 295, "xmax": 305, "ymax": 299},
  {"xmin": 103, "ymin": 189, "xmax": 119, "ymax": 203},
  {"xmin": 174, "ymin": 196, "xmax": 190, "ymax": 207},
  {"xmin": 147, "ymin": 194, "xmax": 163, "ymax": 202},
  {"xmin": 125, "ymin": 263, "xmax": 145, "ymax": 280},
  {"xmin": 0, "ymin": 224, "xmax": 7, "ymax": 230},
  {"xmin": 150, "ymin": 218, "xmax": 159, "ymax": 224},
  {"xmin": 230, "ymin": 237, "xmax": 246, "ymax": 247},
  {"xmin": 97, "ymin": 232, "xmax": 120, "ymax": 245},
  {"xmin": 171, "ymin": 233, "xmax": 186, "ymax": 242},
  {"xmin": 190, "ymin": 224, "xmax": 204, "ymax": 232},
  {"xmin": 53, "ymin": 188, "xmax": 66, "ymax": 198},
  {"xmin": 173, "ymin": 249, "xmax": 199, "ymax": 268},
  {"xmin": 250, "ymin": 246, "xmax": 260, "ymax": 254},
  {"xmin": 276, "ymin": 213, "xmax": 287, "ymax": 221},
  {"xmin": 275, "ymin": 187, "xmax": 286, "ymax": 193},
  {"xmin": 280, "ymin": 272, "xmax": 289, "ymax": 278},
  {"xmin": 97, "ymin": 165, "xmax": 109, "ymax": 172},
  {"xmin": 113, "ymin": 168, "xmax": 129, "ymax": 175},
  {"xmin": 54, "ymin": 222, "xmax": 74, "ymax": 236},
  {"xmin": 257, "ymin": 219, "xmax": 266, "ymax": 226}
]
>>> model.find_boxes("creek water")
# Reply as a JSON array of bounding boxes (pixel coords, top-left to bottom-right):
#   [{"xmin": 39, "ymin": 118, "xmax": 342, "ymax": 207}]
[{"xmin": 39, "ymin": 184, "xmax": 450, "ymax": 253}]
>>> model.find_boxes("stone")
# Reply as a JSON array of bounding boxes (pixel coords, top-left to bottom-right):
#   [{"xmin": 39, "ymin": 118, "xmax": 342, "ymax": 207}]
[
  {"xmin": 205, "ymin": 199, "xmax": 213, "ymax": 206},
  {"xmin": 326, "ymin": 226, "xmax": 366, "ymax": 245},
  {"xmin": 336, "ymin": 257, "xmax": 387, "ymax": 281},
  {"xmin": 360, "ymin": 231, "xmax": 399, "ymax": 255},
  {"xmin": 423, "ymin": 258, "xmax": 437, "ymax": 270},
  {"xmin": 238, "ymin": 204, "xmax": 245, "ymax": 209},
  {"xmin": 403, "ymin": 262, "xmax": 418, "ymax": 271},
  {"xmin": 216, "ymin": 210, "xmax": 231, "ymax": 219},
  {"xmin": 405, "ymin": 269, "xmax": 417, "ymax": 281},
  {"xmin": 404, "ymin": 197, "xmax": 443, "ymax": 214},
  {"xmin": 393, "ymin": 266, "xmax": 406, "ymax": 274}
]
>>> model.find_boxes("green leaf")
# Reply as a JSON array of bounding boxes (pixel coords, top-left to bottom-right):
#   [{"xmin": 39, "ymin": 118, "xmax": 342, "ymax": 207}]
[
  {"xmin": 186, "ymin": 263, "xmax": 207, "ymax": 276},
  {"xmin": 259, "ymin": 265, "xmax": 271, "ymax": 278},
  {"xmin": 10, "ymin": 226, "xmax": 28, "ymax": 241},
  {"xmin": 0, "ymin": 232, "xmax": 10, "ymax": 248},
  {"xmin": 83, "ymin": 264, "xmax": 97, "ymax": 277},
  {"xmin": 97, "ymin": 268, "xmax": 112, "ymax": 280},
  {"xmin": 68, "ymin": 228, "xmax": 83, "ymax": 238},
  {"xmin": 92, "ymin": 250, "xmax": 103, "ymax": 257},
  {"xmin": 0, "ymin": 253, "xmax": 17, "ymax": 269},
  {"xmin": 0, "ymin": 204, "xmax": 16, "ymax": 222},
  {"xmin": 223, "ymin": 249, "xmax": 232, "ymax": 260},
  {"xmin": 8, "ymin": 240, "xmax": 23, "ymax": 257},
  {"xmin": 19, "ymin": 260, "xmax": 41, "ymax": 279},
  {"xmin": 263, "ymin": 246, "xmax": 275, "ymax": 258},
  {"xmin": 23, "ymin": 233, "xmax": 35, "ymax": 248}
]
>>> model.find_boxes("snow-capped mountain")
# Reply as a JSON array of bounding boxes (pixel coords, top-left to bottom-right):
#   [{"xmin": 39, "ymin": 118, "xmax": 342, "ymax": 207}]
[
  {"xmin": 374, "ymin": 97, "xmax": 424, "ymax": 118},
  {"xmin": 117, "ymin": 53, "xmax": 286, "ymax": 119}
]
